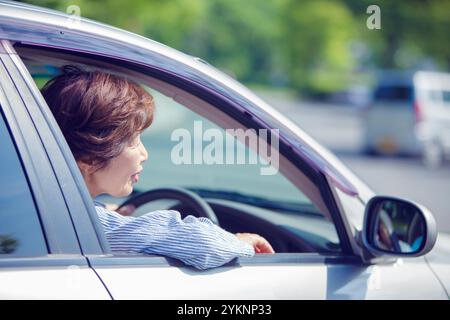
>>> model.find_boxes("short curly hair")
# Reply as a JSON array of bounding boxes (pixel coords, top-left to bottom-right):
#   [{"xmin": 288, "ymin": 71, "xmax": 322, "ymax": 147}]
[{"xmin": 42, "ymin": 65, "xmax": 154, "ymax": 171}]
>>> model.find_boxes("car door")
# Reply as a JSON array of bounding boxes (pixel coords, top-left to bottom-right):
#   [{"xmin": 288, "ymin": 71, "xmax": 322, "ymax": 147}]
[{"xmin": 0, "ymin": 40, "xmax": 110, "ymax": 299}]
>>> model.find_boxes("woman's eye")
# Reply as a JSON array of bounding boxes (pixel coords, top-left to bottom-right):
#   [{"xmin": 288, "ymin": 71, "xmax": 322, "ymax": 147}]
[
  {"xmin": 130, "ymin": 138, "xmax": 140, "ymax": 148},
  {"xmin": 135, "ymin": 138, "xmax": 142, "ymax": 147}
]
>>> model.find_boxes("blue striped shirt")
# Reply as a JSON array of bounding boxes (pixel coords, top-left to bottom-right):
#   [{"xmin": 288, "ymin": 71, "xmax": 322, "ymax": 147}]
[{"xmin": 94, "ymin": 204, "xmax": 255, "ymax": 270}]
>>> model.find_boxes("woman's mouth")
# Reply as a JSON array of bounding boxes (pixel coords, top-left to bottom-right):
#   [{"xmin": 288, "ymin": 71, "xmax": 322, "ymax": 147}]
[{"xmin": 131, "ymin": 170, "xmax": 142, "ymax": 183}]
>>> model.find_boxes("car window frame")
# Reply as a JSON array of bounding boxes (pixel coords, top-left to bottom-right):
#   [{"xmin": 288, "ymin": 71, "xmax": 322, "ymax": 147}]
[
  {"xmin": 0, "ymin": 40, "xmax": 90, "ymax": 268},
  {"xmin": 11, "ymin": 43, "xmax": 358, "ymax": 267},
  {"xmin": 4, "ymin": 41, "xmax": 110, "ymax": 257}
]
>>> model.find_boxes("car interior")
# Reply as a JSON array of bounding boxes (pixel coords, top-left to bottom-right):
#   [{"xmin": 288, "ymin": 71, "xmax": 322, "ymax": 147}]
[{"xmin": 14, "ymin": 43, "xmax": 343, "ymax": 255}]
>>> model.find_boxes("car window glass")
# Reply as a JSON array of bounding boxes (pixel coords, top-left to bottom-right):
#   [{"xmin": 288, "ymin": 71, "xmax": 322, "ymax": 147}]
[
  {"xmin": 428, "ymin": 90, "xmax": 442, "ymax": 103},
  {"xmin": 374, "ymin": 85, "xmax": 412, "ymax": 102},
  {"xmin": 0, "ymin": 108, "xmax": 48, "ymax": 257},
  {"xmin": 442, "ymin": 91, "xmax": 450, "ymax": 104},
  {"xmin": 426, "ymin": 90, "xmax": 450, "ymax": 105}
]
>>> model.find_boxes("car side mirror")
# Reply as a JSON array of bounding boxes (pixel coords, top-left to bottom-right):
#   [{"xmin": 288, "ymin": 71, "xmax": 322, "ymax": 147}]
[{"xmin": 363, "ymin": 196, "xmax": 437, "ymax": 257}]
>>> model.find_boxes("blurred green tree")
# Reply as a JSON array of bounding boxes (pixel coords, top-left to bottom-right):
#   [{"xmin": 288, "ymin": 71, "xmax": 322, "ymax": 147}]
[
  {"xmin": 20, "ymin": 0, "xmax": 282, "ymax": 84},
  {"xmin": 281, "ymin": 0, "xmax": 357, "ymax": 96},
  {"xmin": 18, "ymin": 0, "xmax": 450, "ymax": 96},
  {"xmin": 344, "ymin": 0, "xmax": 450, "ymax": 70},
  {"xmin": 184, "ymin": 0, "xmax": 283, "ymax": 83}
]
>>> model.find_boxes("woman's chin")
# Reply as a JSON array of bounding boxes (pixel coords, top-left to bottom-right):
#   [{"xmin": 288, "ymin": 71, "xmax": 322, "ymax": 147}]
[{"xmin": 111, "ymin": 186, "xmax": 133, "ymax": 198}]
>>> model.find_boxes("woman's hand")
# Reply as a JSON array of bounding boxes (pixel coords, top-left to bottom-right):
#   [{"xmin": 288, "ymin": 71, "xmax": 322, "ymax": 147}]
[{"xmin": 235, "ymin": 233, "xmax": 275, "ymax": 254}]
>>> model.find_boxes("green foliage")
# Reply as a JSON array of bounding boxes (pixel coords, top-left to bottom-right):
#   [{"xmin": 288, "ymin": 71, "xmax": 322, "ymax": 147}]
[
  {"xmin": 282, "ymin": 0, "xmax": 356, "ymax": 94},
  {"xmin": 344, "ymin": 0, "xmax": 450, "ymax": 70},
  {"xmin": 185, "ymin": 0, "xmax": 283, "ymax": 82},
  {"xmin": 17, "ymin": 0, "xmax": 450, "ymax": 96}
]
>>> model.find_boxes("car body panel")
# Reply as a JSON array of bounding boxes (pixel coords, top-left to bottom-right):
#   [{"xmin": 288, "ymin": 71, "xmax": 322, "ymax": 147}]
[
  {"xmin": 0, "ymin": 266, "xmax": 110, "ymax": 299},
  {"xmin": 425, "ymin": 232, "xmax": 450, "ymax": 296},
  {"xmin": 89, "ymin": 255, "xmax": 447, "ymax": 300},
  {"xmin": 326, "ymin": 257, "xmax": 447, "ymax": 299},
  {"xmin": 93, "ymin": 263, "xmax": 327, "ymax": 299}
]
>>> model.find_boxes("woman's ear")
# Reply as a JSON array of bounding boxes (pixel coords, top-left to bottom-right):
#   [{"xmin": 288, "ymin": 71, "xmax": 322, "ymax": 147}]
[{"xmin": 77, "ymin": 160, "xmax": 94, "ymax": 176}]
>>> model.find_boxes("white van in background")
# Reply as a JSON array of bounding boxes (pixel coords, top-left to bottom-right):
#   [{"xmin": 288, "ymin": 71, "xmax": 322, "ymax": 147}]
[
  {"xmin": 414, "ymin": 71, "xmax": 450, "ymax": 167},
  {"xmin": 363, "ymin": 70, "xmax": 450, "ymax": 167}
]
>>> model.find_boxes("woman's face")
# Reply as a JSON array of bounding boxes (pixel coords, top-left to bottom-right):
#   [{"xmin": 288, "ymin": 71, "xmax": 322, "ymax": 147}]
[{"xmin": 84, "ymin": 134, "xmax": 148, "ymax": 197}]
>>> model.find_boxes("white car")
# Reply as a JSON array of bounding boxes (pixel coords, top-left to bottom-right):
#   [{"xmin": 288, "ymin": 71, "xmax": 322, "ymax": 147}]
[
  {"xmin": 414, "ymin": 71, "xmax": 450, "ymax": 167},
  {"xmin": 363, "ymin": 70, "xmax": 450, "ymax": 166},
  {"xmin": 0, "ymin": 1, "xmax": 449, "ymax": 300},
  {"xmin": 363, "ymin": 70, "xmax": 421, "ymax": 156}
]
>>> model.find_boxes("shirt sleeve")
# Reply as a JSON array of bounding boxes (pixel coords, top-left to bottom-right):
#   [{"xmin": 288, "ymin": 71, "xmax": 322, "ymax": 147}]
[{"xmin": 95, "ymin": 206, "xmax": 255, "ymax": 270}]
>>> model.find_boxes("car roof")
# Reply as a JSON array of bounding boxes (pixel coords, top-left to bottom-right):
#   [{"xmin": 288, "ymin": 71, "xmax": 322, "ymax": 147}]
[
  {"xmin": 414, "ymin": 71, "xmax": 450, "ymax": 90},
  {"xmin": 0, "ymin": 0, "xmax": 375, "ymax": 201}
]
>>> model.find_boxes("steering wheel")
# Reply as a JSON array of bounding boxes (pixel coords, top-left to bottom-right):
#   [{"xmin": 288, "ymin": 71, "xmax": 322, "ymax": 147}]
[{"xmin": 118, "ymin": 187, "xmax": 219, "ymax": 225}]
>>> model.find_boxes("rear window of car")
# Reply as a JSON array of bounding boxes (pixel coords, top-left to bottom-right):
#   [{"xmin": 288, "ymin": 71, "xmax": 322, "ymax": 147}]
[
  {"xmin": 0, "ymin": 108, "xmax": 48, "ymax": 257},
  {"xmin": 443, "ymin": 91, "xmax": 450, "ymax": 104},
  {"xmin": 427, "ymin": 90, "xmax": 450, "ymax": 105},
  {"xmin": 374, "ymin": 85, "xmax": 413, "ymax": 102}
]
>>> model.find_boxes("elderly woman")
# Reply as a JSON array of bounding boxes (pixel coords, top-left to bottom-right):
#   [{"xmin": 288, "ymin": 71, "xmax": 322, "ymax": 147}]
[{"xmin": 41, "ymin": 65, "xmax": 274, "ymax": 270}]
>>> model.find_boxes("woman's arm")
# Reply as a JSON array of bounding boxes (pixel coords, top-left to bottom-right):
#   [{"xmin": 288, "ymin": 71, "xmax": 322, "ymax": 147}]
[{"xmin": 95, "ymin": 206, "xmax": 256, "ymax": 270}]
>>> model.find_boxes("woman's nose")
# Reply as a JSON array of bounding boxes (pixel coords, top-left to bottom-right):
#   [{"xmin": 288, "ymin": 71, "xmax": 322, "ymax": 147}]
[{"xmin": 140, "ymin": 142, "xmax": 148, "ymax": 162}]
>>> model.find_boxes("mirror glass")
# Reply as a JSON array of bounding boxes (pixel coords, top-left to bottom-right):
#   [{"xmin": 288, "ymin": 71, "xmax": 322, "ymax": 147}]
[{"xmin": 370, "ymin": 199, "xmax": 426, "ymax": 254}]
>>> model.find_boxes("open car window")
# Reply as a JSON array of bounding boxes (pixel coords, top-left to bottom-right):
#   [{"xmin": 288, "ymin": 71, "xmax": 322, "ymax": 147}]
[{"xmin": 16, "ymin": 45, "xmax": 342, "ymax": 254}]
